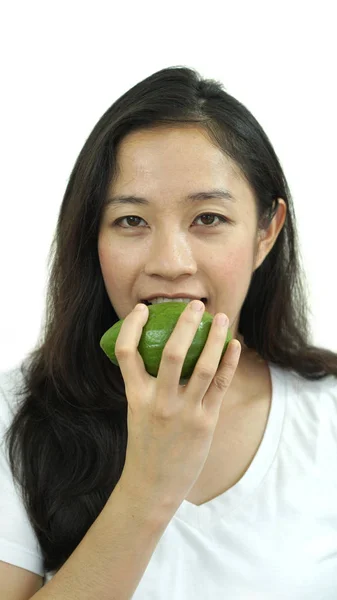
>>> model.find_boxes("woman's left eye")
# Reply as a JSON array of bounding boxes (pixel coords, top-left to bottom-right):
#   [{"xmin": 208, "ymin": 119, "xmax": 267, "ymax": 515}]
[
  {"xmin": 194, "ymin": 213, "xmax": 228, "ymax": 227},
  {"xmin": 112, "ymin": 213, "xmax": 229, "ymax": 228}
]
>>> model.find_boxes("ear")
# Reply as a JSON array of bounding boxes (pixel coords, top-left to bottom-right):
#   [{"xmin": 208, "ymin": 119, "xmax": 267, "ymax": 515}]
[{"xmin": 254, "ymin": 198, "xmax": 287, "ymax": 270}]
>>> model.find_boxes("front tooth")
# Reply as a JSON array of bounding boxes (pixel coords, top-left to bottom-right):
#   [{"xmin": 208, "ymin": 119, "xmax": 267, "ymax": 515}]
[{"xmin": 151, "ymin": 297, "xmax": 193, "ymax": 304}]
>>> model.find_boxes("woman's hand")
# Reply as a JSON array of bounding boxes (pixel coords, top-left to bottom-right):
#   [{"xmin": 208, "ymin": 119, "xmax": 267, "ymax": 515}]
[{"xmin": 116, "ymin": 300, "xmax": 241, "ymax": 512}]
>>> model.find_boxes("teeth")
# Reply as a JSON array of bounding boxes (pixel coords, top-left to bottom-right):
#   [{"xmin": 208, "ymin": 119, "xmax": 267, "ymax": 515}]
[{"xmin": 150, "ymin": 297, "xmax": 196, "ymax": 305}]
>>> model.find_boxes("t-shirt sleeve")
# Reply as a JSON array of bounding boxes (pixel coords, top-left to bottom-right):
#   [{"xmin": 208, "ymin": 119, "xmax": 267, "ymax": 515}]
[{"xmin": 0, "ymin": 368, "xmax": 44, "ymax": 577}]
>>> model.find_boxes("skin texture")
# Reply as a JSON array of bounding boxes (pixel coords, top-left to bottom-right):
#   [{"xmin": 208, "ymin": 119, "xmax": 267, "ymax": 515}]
[{"xmin": 98, "ymin": 124, "xmax": 287, "ymax": 409}]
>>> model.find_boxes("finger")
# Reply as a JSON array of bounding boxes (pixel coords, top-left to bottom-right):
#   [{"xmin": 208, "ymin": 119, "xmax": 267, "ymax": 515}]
[
  {"xmin": 114, "ymin": 303, "xmax": 150, "ymax": 393},
  {"xmin": 156, "ymin": 300, "xmax": 206, "ymax": 398},
  {"xmin": 184, "ymin": 313, "xmax": 239, "ymax": 410},
  {"xmin": 201, "ymin": 338, "xmax": 241, "ymax": 416}
]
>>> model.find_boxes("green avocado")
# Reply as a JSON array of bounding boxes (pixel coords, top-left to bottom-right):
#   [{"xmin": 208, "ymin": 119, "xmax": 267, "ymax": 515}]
[{"xmin": 100, "ymin": 302, "xmax": 232, "ymax": 381}]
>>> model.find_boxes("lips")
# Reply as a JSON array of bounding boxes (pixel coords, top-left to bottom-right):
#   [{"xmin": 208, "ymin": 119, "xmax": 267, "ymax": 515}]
[{"xmin": 141, "ymin": 296, "xmax": 208, "ymax": 306}]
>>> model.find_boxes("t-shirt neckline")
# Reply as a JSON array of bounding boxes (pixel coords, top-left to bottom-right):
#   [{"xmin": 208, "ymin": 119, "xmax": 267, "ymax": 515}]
[{"xmin": 174, "ymin": 361, "xmax": 287, "ymax": 525}]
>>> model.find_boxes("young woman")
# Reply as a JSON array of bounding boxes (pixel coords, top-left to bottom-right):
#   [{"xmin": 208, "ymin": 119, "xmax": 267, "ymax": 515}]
[{"xmin": 1, "ymin": 66, "xmax": 336, "ymax": 599}]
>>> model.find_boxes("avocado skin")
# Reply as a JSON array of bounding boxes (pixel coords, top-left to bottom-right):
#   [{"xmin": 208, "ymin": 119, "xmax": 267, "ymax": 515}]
[{"xmin": 100, "ymin": 302, "xmax": 232, "ymax": 380}]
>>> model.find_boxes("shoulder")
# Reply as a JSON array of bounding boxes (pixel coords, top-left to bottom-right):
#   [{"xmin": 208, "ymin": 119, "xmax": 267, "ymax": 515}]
[
  {"xmin": 279, "ymin": 367, "xmax": 337, "ymax": 420},
  {"xmin": 269, "ymin": 362, "xmax": 337, "ymax": 412},
  {"xmin": 287, "ymin": 369, "xmax": 337, "ymax": 399},
  {"xmin": 0, "ymin": 366, "xmax": 45, "ymax": 580}
]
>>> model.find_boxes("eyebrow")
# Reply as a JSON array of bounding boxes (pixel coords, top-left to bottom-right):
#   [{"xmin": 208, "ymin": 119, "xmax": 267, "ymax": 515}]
[{"xmin": 104, "ymin": 189, "xmax": 237, "ymax": 208}]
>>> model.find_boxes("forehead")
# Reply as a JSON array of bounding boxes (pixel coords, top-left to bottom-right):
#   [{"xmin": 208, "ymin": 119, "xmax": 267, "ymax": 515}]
[
  {"xmin": 115, "ymin": 125, "xmax": 237, "ymax": 177},
  {"xmin": 109, "ymin": 125, "xmax": 255, "ymax": 210}
]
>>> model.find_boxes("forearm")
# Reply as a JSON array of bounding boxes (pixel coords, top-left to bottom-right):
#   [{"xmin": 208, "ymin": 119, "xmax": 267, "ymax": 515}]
[{"xmin": 31, "ymin": 480, "xmax": 175, "ymax": 600}]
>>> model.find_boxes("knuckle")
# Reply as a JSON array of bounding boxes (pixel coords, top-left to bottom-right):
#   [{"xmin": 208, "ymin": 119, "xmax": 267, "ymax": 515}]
[
  {"xmin": 183, "ymin": 309, "xmax": 196, "ymax": 321},
  {"xmin": 151, "ymin": 398, "xmax": 177, "ymax": 421},
  {"xmin": 162, "ymin": 347, "xmax": 184, "ymax": 364},
  {"xmin": 153, "ymin": 407, "xmax": 174, "ymax": 421},
  {"xmin": 193, "ymin": 412, "xmax": 211, "ymax": 432},
  {"xmin": 213, "ymin": 370, "xmax": 231, "ymax": 391},
  {"xmin": 184, "ymin": 309, "xmax": 201, "ymax": 324},
  {"xmin": 195, "ymin": 364, "xmax": 215, "ymax": 381},
  {"xmin": 114, "ymin": 344, "xmax": 131, "ymax": 359}
]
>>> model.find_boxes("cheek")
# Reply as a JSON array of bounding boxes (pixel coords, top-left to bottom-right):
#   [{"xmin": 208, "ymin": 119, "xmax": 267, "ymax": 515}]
[
  {"xmin": 98, "ymin": 236, "xmax": 139, "ymax": 293},
  {"xmin": 214, "ymin": 243, "xmax": 253, "ymax": 286},
  {"xmin": 98, "ymin": 238, "xmax": 114, "ymax": 282},
  {"xmin": 212, "ymin": 245, "xmax": 255, "ymax": 315}
]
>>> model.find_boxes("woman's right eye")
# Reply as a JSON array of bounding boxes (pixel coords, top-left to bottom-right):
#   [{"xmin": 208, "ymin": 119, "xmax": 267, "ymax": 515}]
[{"xmin": 112, "ymin": 216, "xmax": 146, "ymax": 228}]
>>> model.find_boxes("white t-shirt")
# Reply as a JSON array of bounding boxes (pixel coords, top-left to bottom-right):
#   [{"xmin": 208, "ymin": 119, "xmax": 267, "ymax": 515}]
[{"xmin": 1, "ymin": 362, "xmax": 337, "ymax": 598}]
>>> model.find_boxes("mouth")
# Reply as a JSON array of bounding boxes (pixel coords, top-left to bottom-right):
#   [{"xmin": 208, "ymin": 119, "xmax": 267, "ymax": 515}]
[{"xmin": 142, "ymin": 297, "xmax": 208, "ymax": 306}]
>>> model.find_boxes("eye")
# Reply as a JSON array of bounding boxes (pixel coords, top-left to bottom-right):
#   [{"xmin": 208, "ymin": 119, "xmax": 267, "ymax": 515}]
[
  {"xmin": 194, "ymin": 213, "xmax": 229, "ymax": 227},
  {"xmin": 111, "ymin": 213, "xmax": 229, "ymax": 229},
  {"xmin": 113, "ymin": 216, "xmax": 145, "ymax": 228}
]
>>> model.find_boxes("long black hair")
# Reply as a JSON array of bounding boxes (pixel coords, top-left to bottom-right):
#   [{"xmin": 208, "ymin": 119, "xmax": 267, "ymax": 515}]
[{"xmin": 5, "ymin": 65, "xmax": 337, "ymax": 576}]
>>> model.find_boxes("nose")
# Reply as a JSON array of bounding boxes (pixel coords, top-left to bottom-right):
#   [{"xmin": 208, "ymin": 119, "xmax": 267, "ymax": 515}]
[{"xmin": 143, "ymin": 230, "xmax": 197, "ymax": 279}]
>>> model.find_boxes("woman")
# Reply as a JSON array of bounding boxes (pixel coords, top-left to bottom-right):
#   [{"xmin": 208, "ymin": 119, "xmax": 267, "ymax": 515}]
[{"xmin": 1, "ymin": 65, "xmax": 337, "ymax": 599}]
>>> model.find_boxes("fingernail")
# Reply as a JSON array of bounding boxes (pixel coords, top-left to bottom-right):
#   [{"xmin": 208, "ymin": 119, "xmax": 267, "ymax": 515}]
[
  {"xmin": 190, "ymin": 300, "xmax": 204, "ymax": 312},
  {"xmin": 135, "ymin": 303, "xmax": 147, "ymax": 311},
  {"xmin": 215, "ymin": 313, "xmax": 228, "ymax": 326},
  {"xmin": 232, "ymin": 341, "xmax": 241, "ymax": 356}
]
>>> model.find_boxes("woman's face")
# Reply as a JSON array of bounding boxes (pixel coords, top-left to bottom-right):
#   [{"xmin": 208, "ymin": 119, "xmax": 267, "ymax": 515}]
[{"xmin": 98, "ymin": 125, "xmax": 286, "ymax": 345}]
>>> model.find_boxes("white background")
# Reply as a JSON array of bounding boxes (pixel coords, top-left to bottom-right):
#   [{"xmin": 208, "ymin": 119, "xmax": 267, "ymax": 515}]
[{"xmin": 0, "ymin": 0, "xmax": 336, "ymax": 372}]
